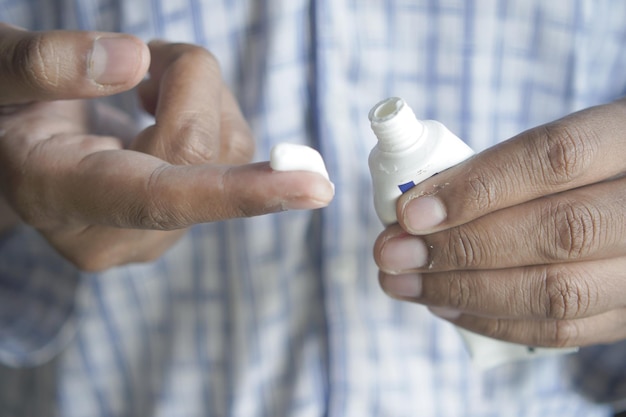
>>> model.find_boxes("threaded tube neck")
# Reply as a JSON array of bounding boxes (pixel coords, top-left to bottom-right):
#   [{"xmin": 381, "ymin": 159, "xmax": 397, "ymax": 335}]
[{"xmin": 368, "ymin": 97, "xmax": 424, "ymax": 152}]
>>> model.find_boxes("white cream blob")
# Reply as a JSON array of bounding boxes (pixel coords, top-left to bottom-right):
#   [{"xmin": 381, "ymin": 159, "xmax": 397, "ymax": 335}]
[{"xmin": 269, "ymin": 143, "xmax": 330, "ymax": 180}]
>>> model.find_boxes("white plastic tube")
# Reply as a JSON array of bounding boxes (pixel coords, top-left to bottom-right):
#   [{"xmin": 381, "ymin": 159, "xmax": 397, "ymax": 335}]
[
  {"xmin": 368, "ymin": 97, "xmax": 473, "ymax": 225},
  {"xmin": 368, "ymin": 97, "xmax": 576, "ymax": 369}
]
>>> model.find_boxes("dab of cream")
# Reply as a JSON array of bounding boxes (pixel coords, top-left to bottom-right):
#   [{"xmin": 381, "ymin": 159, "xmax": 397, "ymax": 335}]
[{"xmin": 270, "ymin": 143, "xmax": 330, "ymax": 180}]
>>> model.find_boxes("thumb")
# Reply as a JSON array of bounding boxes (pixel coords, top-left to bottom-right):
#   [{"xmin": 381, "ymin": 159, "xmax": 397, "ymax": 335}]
[{"xmin": 0, "ymin": 23, "xmax": 149, "ymax": 104}]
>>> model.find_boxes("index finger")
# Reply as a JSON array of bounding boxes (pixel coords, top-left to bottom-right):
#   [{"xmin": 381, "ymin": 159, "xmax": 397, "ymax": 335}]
[
  {"xmin": 397, "ymin": 99, "xmax": 626, "ymax": 234},
  {"xmin": 59, "ymin": 151, "xmax": 334, "ymax": 229}
]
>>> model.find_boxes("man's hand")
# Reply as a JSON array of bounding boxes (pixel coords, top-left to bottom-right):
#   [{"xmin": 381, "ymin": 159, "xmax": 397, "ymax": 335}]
[
  {"xmin": 374, "ymin": 99, "xmax": 626, "ymax": 348},
  {"xmin": 0, "ymin": 25, "xmax": 334, "ymax": 271}
]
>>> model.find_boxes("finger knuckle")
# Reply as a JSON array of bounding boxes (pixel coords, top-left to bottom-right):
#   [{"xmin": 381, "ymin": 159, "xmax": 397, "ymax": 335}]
[
  {"xmin": 174, "ymin": 117, "xmax": 219, "ymax": 163},
  {"xmin": 544, "ymin": 200, "xmax": 600, "ymax": 261},
  {"xmin": 537, "ymin": 122, "xmax": 597, "ymax": 186},
  {"xmin": 446, "ymin": 226, "xmax": 484, "ymax": 269},
  {"xmin": 465, "ymin": 170, "xmax": 499, "ymax": 212},
  {"xmin": 542, "ymin": 266, "xmax": 593, "ymax": 320},
  {"xmin": 138, "ymin": 198, "xmax": 177, "ymax": 230},
  {"xmin": 480, "ymin": 318, "xmax": 508, "ymax": 340},
  {"xmin": 446, "ymin": 272, "xmax": 472, "ymax": 310},
  {"xmin": 13, "ymin": 34, "xmax": 58, "ymax": 95},
  {"xmin": 136, "ymin": 165, "xmax": 185, "ymax": 230},
  {"xmin": 547, "ymin": 319, "xmax": 580, "ymax": 348}
]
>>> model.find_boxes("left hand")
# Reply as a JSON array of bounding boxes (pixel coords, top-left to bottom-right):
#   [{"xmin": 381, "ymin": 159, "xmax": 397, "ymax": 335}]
[
  {"xmin": 0, "ymin": 34, "xmax": 333, "ymax": 271},
  {"xmin": 374, "ymin": 99, "xmax": 626, "ymax": 348}
]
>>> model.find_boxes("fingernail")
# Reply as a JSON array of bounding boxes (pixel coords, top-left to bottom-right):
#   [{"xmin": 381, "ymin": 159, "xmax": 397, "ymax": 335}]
[
  {"xmin": 89, "ymin": 36, "xmax": 143, "ymax": 85},
  {"xmin": 382, "ymin": 273, "xmax": 422, "ymax": 298},
  {"xmin": 403, "ymin": 195, "xmax": 446, "ymax": 233},
  {"xmin": 429, "ymin": 306, "xmax": 462, "ymax": 320},
  {"xmin": 282, "ymin": 180, "xmax": 335, "ymax": 210},
  {"xmin": 380, "ymin": 236, "xmax": 428, "ymax": 272}
]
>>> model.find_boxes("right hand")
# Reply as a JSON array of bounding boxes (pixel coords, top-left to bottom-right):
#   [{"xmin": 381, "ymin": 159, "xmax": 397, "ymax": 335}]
[{"xmin": 0, "ymin": 24, "xmax": 334, "ymax": 271}]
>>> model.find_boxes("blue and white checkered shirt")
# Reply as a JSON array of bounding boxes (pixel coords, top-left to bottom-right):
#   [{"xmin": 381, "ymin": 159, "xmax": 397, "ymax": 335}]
[{"xmin": 2, "ymin": 1, "xmax": 626, "ymax": 416}]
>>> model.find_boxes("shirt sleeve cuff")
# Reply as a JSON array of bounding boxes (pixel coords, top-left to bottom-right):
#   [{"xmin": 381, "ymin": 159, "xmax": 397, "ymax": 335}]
[{"xmin": 0, "ymin": 225, "xmax": 83, "ymax": 367}]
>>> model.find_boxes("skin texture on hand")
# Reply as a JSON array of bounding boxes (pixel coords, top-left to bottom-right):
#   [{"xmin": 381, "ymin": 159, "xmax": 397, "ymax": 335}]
[
  {"xmin": 0, "ymin": 25, "xmax": 334, "ymax": 271},
  {"xmin": 374, "ymin": 99, "xmax": 626, "ymax": 349}
]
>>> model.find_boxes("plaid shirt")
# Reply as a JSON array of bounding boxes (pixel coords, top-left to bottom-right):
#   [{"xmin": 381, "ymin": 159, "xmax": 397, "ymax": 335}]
[{"xmin": 1, "ymin": 1, "xmax": 626, "ymax": 416}]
